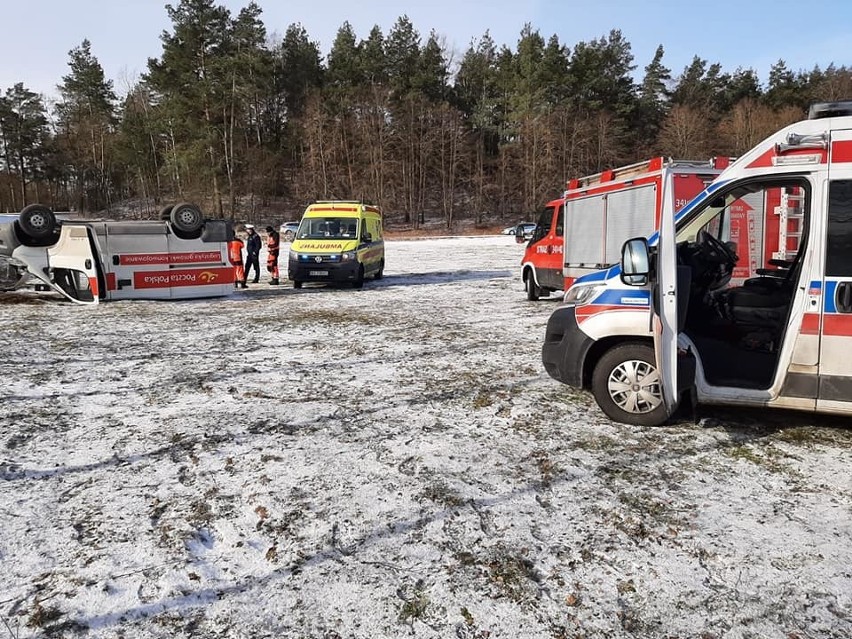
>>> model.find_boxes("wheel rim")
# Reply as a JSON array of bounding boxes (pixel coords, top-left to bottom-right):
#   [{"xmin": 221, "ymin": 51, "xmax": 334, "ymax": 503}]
[
  {"xmin": 607, "ymin": 359, "xmax": 662, "ymax": 414},
  {"xmin": 176, "ymin": 209, "xmax": 197, "ymax": 226},
  {"xmin": 28, "ymin": 212, "xmax": 48, "ymax": 230}
]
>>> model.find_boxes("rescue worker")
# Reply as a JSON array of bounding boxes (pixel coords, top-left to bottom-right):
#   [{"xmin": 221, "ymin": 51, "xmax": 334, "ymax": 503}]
[
  {"xmin": 266, "ymin": 225, "xmax": 280, "ymax": 285},
  {"xmin": 244, "ymin": 224, "xmax": 261, "ymax": 284},
  {"xmin": 228, "ymin": 231, "xmax": 246, "ymax": 289}
]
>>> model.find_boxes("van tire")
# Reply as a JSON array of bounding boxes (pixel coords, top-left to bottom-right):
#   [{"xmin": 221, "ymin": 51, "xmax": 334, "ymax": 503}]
[
  {"xmin": 374, "ymin": 260, "xmax": 384, "ymax": 280},
  {"xmin": 591, "ymin": 343, "xmax": 670, "ymax": 426},
  {"xmin": 525, "ymin": 271, "xmax": 540, "ymax": 301},
  {"xmin": 353, "ymin": 265, "xmax": 365, "ymax": 289},
  {"xmin": 19, "ymin": 204, "xmax": 57, "ymax": 241},
  {"xmin": 170, "ymin": 202, "xmax": 204, "ymax": 236}
]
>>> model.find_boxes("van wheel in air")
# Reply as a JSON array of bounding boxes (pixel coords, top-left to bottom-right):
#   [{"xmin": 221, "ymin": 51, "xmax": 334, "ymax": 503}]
[
  {"xmin": 591, "ymin": 343, "xmax": 670, "ymax": 427},
  {"xmin": 19, "ymin": 204, "xmax": 57, "ymax": 240},
  {"xmin": 170, "ymin": 202, "xmax": 204, "ymax": 235}
]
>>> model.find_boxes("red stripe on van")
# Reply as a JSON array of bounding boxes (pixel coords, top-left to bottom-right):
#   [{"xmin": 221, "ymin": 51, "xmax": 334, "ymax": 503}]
[
  {"xmin": 823, "ymin": 313, "xmax": 852, "ymax": 336},
  {"xmin": 831, "ymin": 140, "xmax": 852, "ymax": 163},
  {"xmin": 746, "ymin": 148, "xmax": 776, "ymax": 169},
  {"xmin": 801, "ymin": 313, "xmax": 820, "ymax": 335}
]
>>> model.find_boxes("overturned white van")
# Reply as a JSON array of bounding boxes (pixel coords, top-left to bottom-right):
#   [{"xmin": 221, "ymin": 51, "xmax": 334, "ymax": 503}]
[{"xmin": 0, "ymin": 203, "xmax": 235, "ymax": 305}]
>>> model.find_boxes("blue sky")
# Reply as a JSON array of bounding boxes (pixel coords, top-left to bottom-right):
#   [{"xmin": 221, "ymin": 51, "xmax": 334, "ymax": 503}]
[{"xmin": 3, "ymin": 0, "xmax": 851, "ymax": 100}]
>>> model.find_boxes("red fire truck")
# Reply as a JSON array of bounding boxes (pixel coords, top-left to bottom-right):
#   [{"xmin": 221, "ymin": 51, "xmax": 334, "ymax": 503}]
[
  {"xmin": 521, "ymin": 157, "xmax": 729, "ymax": 300},
  {"xmin": 0, "ymin": 203, "xmax": 236, "ymax": 304}
]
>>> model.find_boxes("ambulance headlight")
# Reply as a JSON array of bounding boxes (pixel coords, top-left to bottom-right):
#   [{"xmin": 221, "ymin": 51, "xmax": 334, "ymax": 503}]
[
  {"xmin": 340, "ymin": 251, "xmax": 356, "ymax": 261},
  {"xmin": 289, "ymin": 250, "xmax": 299, "ymax": 261},
  {"xmin": 563, "ymin": 284, "xmax": 604, "ymax": 306}
]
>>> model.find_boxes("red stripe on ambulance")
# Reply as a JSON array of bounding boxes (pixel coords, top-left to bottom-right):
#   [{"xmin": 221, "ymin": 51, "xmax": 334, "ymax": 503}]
[
  {"xmin": 823, "ymin": 313, "xmax": 852, "ymax": 336},
  {"xmin": 831, "ymin": 140, "xmax": 852, "ymax": 163}
]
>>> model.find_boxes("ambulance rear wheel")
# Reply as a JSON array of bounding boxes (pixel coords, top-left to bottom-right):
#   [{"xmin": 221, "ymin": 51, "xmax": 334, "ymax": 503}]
[
  {"xmin": 525, "ymin": 272, "xmax": 540, "ymax": 301},
  {"xmin": 19, "ymin": 204, "xmax": 57, "ymax": 241},
  {"xmin": 170, "ymin": 202, "xmax": 204, "ymax": 236},
  {"xmin": 591, "ymin": 343, "xmax": 670, "ymax": 427},
  {"xmin": 374, "ymin": 260, "xmax": 384, "ymax": 280}
]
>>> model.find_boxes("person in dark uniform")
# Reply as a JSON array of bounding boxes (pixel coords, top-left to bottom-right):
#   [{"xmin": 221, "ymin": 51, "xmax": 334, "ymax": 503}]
[{"xmin": 244, "ymin": 224, "xmax": 261, "ymax": 284}]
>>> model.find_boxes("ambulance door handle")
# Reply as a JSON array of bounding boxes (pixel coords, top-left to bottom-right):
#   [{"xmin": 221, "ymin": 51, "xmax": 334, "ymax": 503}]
[{"xmin": 837, "ymin": 282, "xmax": 852, "ymax": 313}]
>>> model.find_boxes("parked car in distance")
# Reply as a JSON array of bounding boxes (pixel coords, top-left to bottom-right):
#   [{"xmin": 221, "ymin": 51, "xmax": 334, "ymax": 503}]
[
  {"xmin": 280, "ymin": 221, "xmax": 300, "ymax": 242},
  {"xmin": 501, "ymin": 222, "xmax": 536, "ymax": 239}
]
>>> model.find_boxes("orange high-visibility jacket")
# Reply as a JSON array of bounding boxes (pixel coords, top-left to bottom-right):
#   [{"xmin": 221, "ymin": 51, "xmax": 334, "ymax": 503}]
[{"xmin": 228, "ymin": 238, "xmax": 244, "ymax": 264}]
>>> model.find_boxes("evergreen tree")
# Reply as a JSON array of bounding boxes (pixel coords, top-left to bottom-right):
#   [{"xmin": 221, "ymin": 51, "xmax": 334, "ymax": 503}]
[
  {"xmin": 0, "ymin": 84, "xmax": 51, "ymax": 209},
  {"xmin": 385, "ymin": 15, "xmax": 421, "ymax": 100},
  {"xmin": 146, "ymin": 0, "xmax": 233, "ymax": 214},
  {"xmin": 54, "ymin": 39, "xmax": 118, "ymax": 212}
]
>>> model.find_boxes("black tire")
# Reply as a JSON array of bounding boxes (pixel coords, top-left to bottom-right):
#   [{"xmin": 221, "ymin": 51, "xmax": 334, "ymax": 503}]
[
  {"xmin": 591, "ymin": 343, "xmax": 671, "ymax": 426},
  {"xmin": 158, "ymin": 205, "xmax": 173, "ymax": 221},
  {"xmin": 19, "ymin": 204, "xmax": 56, "ymax": 240},
  {"xmin": 525, "ymin": 271, "xmax": 540, "ymax": 301},
  {"xmin": 352, "ymin": 265, "xmax": 365, "ymax": 289},
  {"xmin": 283, "ymin": 230, "xmax": 295, "ymax": 242},
  {"xmin": 293, "ymin": 280, "xmax": 303, "ymax": 289},
  {"xmin": 170, "ymin": 202, "xmax": 204, "ymax": 234},
  {"xmin": 374, "ymin": 259, "xmax": 384, "ymax": 280}
]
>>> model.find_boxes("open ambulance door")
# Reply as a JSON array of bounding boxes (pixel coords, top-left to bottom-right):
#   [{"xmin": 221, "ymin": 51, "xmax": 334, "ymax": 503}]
[
  {"xmin": 652, "ymin": 179, "xmax": 680, "ymax": 418},
  {"xmin": 25, "ymin": 224, "xmax": 100, "ymax": 304}
]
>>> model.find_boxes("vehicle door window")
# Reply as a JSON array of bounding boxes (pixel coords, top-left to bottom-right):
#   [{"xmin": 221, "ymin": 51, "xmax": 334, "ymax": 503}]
[
  {"xmin": 826, "ymin": 180, "xmax": 852, "ymax": 276},
  {"xmin": 531, "ymin": 206, "xmax": 553, "ymax": 242},
  {"xmin": 677, "ymin": 178, "xmax": 810, "ymax": 283},
  {"xmin": 555, "ymin": 204, "xmax": 564, "ymax": 237}
]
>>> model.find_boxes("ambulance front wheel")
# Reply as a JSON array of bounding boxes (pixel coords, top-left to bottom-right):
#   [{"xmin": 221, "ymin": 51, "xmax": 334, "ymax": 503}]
[
  {"xmin": 293, "ymin": 280, "xmax": 303, "ymax": 289},
  {"xmin": 591, "ymin": 342, "xmax": 670, "ymax": 427},
  {"xmin": 352, "ymin": 265, "xmax": 365, "ymax": 289},
  {"xmin": 18, "ymin": 204, "xmax": 57, "ymax": 241},
  {"xmin": 170, "ymin": 202, "xmax": 204, "ymax": 237}
]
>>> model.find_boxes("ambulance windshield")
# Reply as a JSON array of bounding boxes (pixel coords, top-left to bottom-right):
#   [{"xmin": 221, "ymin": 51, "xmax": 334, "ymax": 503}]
[{"xmin": 298, "ymin": 217, "xmax": 358, "ymax": 239}]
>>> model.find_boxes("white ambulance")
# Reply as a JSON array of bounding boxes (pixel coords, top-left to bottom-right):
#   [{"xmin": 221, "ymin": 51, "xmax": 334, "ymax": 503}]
[
  {"xmin": 543, "ymin": 101, "xmax": 852, "ymax": 425},
  {"xmin": 0, "ymin": 203, "xmax": 235, "ymax": 304}
]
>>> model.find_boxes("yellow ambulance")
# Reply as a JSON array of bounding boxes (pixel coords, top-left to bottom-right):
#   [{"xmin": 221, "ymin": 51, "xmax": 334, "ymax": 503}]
[{"xmin": 288, "ymin": 201, "xmax": 385, "ymax": 289}]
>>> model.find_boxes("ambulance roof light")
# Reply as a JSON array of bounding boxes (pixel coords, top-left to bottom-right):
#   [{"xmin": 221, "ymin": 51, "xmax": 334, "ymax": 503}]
[{"xmin": 808, "ymin": 101, "xmax": 852, "ymax": 120}]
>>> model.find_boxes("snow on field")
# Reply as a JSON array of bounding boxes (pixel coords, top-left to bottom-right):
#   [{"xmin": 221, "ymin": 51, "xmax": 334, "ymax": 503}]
[{"xmin": 0, "ymin": 235, "xmax": 851, "ymax": 639}]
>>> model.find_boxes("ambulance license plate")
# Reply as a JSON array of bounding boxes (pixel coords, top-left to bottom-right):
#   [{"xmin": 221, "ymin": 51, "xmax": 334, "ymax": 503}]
[{"xmin": 309, "ymin": 270, "xmax": 328, "ymax": 277}]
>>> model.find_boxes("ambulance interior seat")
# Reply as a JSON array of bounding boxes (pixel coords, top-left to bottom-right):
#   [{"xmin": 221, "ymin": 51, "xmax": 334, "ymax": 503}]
[{"xmin": 719, "ymin": 247, "xmax": 803, "ymax": 333}]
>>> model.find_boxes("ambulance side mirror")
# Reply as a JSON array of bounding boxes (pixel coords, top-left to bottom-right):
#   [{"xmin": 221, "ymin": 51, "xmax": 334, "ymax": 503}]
[{"xmin": 620, "ymin": 237, "xmax": 650, "ymax": 286}]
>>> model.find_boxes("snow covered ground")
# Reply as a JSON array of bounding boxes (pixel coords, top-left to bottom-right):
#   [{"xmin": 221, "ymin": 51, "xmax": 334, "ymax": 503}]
[{"xmin": 0, "ymin": 235, "xmax": 850, "ymax": 639}]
